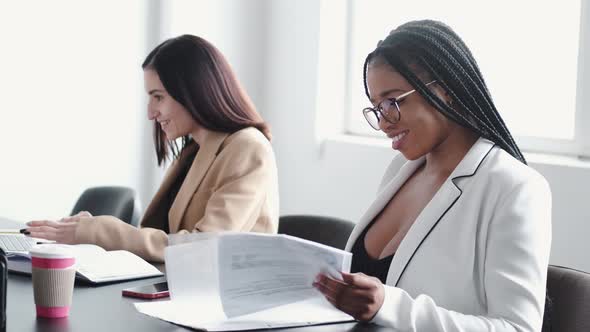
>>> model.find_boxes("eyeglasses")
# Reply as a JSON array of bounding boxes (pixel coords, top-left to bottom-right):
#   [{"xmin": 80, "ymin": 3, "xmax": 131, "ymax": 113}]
[{"xmin": 362, "ymin": 80, "xmax": 437, "ymax": 130}]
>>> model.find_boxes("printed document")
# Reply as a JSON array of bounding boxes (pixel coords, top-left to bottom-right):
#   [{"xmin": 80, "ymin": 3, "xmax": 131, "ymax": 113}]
[{"xmin": 135, "ymin": 233, "xmax": 354, "ymax": 331}]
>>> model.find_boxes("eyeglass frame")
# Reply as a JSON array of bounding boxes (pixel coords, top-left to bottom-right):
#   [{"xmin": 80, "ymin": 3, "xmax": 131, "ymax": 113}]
[{"xmin": 362, "ymin": 80, "xmax": 437, "ymax": 130}]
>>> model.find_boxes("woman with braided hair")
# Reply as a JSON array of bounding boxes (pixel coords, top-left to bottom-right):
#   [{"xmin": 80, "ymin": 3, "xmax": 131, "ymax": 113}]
[{"xmin": 314, "ymin": 20, "xmax": 551, "ymax": 331}]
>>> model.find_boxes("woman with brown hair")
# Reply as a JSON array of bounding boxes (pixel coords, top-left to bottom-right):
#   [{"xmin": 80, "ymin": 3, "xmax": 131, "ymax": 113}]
[{"xmin": 24, "ymin": 35, "xmax": 279, "ymax": 262}]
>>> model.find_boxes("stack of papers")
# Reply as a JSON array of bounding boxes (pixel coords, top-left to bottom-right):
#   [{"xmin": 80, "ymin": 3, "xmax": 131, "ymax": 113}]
[{"xmin": 135, "ymin": 232, "xmax": 354, "ymax": 331}]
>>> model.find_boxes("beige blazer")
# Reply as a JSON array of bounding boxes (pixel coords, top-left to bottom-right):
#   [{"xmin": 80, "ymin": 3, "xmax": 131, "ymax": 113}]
[{"xmin": 73, "ymin": 127, "xmax": 279, "ymax": 262}]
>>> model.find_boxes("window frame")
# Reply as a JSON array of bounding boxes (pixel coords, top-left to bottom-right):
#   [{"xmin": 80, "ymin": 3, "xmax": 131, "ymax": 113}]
[{"xmin": 340, "ymin": 0, "xmax": 590, "ymax": 158}]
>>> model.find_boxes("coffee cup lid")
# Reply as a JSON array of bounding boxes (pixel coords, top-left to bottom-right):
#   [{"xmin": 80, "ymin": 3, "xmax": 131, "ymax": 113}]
[{"xmin": 29, "ymin": 244, "xmax": 74, "ymax": 259}]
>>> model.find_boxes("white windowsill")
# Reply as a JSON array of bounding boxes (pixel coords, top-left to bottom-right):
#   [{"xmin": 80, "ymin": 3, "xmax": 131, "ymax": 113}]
[{"xmin": 323, "ymin": 134, "xmax": 590, "ymax": 170}]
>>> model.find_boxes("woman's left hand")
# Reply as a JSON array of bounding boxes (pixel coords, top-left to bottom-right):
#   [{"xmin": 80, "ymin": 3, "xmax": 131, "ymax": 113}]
[
  {"xmin": 313, "ymin": 272, "xmax": 385, "ymax": 321},
  {"xmin": 24, "ymin": 211, "xmax": 92, "ymax": 244}
]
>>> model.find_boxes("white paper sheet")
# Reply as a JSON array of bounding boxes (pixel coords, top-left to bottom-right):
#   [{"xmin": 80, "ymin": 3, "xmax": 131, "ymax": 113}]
[
  {"xmin": 138, "ymin": 233, "xmax": 353, "ymax": 330},
  {"xmin": 135, "ymin": 296, "xmax": 353, "ymax": 331},
  {"xmin": 218, "ymin": 234, "xmax": 351, "ymax": 317}
]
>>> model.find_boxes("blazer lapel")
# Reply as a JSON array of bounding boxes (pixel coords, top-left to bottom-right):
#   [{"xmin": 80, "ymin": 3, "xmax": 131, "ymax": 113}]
[
  {"xmin": 387, "ymin": 180, "xmax": 462, "ymax": 286},
  {"xmin": 379, "ymin": 138, "xmax": 496, "ymax": 286},
  {"xmin": 346, "ymin": 157, "xmax": 425, "ymax": 251},
  {"xmin": 346, "ymin": 138, "xmax": 494, "ymax": 286},
  {"xmin": 168, "ymin": 131, "xmax": 229, "ymax": 233},
  {"xmin": 140, "ymin": 143, "xmax": 198, "ymax": 228}
]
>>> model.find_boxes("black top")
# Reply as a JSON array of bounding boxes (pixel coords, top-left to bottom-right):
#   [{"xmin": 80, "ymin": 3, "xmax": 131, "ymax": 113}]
[
  {"xmin": 158, "ymin": 150, "xmax": 198, "ymax": 233},
  {"xmin": 350, "ymin": 221, "xmax": 394, "ymax": 284}
]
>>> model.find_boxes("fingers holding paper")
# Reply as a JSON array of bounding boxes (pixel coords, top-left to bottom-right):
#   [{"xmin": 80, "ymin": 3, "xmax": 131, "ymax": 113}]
[{"xmin": 313, "ymin": 272, "xmax": 385, "ymax": 322}]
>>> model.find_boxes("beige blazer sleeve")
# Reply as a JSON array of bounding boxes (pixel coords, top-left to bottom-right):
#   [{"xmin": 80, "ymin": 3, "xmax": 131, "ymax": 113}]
[
  {"xmin": 74, "ymin": 215, "xmax": 168, "ymax": 262},
  {"xmin": 73, "ymin": 128, "xmax": 279, "ymax": 263}
]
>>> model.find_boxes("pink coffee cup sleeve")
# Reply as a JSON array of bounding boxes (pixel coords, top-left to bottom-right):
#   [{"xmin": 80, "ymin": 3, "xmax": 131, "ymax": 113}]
[{"xmin": 31, "ymin": 257, "xmax": 75, "ymax": 269}]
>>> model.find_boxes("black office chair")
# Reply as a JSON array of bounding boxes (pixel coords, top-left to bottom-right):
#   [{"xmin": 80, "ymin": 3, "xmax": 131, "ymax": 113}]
[
  {"xmin": 71, "ymin": 186, "xmax": 142, "ymax": 227},
  {"xmin": 278, "ymin": 215, "xmax": 355, "ymax": 250},
  {"xmin": 543, "ymin": 265, "xmax": 590, "ymax": 332}
]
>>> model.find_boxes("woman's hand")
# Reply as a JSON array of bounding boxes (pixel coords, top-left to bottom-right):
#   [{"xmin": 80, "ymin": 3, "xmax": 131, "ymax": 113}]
[
  {"xmin": 24, "ymin": 211, "xmax": 92, "ymax": 244},
  {"xmin": 313, "ymin": 272, "xmax": 385, "ymax": 322}
]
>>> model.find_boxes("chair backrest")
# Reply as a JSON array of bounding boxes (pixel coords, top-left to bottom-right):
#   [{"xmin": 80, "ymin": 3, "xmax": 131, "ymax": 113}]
[
  {"xmin": 71, "ymin": 186, "xmax": 142, "ymax": 227},
  {"xmin": 546, "ymin": 265, "xmax": 590, "ymax": 332},
  {"xmin": 278, "ymin": 215, "xmax": 355, "ymax": 250}
]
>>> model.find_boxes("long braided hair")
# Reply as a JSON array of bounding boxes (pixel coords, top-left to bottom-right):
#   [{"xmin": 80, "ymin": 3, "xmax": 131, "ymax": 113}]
[{"xmin": 364, "ymin": 20, "xmax": 526, "ymax": 164}]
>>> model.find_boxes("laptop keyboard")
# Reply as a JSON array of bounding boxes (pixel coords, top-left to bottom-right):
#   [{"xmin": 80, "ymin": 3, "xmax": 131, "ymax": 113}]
[{"xmin": 0, "ymin": 235, "xmax": 36, "ymax": 253}]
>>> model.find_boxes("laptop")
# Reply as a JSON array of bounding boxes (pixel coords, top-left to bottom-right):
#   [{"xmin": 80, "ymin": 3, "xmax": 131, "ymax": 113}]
[
  {"xmin": 0, "ymin": 216, "xmax": 39, "ymax": 255},
  {"xmin": 0, "ymin": 234, "xmax": 36, "ymax": 255}
]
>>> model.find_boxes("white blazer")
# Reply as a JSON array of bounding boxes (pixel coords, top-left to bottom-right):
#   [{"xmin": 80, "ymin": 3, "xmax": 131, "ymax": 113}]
[{"xmin": 345, "ymin": 138, "xmax": 552, "ymax": 332}]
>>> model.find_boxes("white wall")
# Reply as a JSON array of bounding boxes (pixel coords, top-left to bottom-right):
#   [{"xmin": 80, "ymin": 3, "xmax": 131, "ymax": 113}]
[
  {"xmin": 0, "ymin": 0, "xmax": 270, "ymax": 221},
  {"xmin": 262, "ymin": 0, "xmax": 590, "ymax": 273},
  {"xmin": 0, "ymin": 0, "xmax": 148, "ymax": 221},
  {"xmin": 160, "ymin": 0, "xmax": 270, "ymax": 116}
]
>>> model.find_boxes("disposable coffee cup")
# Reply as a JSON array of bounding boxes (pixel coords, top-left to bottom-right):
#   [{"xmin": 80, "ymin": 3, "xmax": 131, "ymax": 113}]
[{"xmin": 30, "ymin": 244, "xmax": 76, "ymax": 318}]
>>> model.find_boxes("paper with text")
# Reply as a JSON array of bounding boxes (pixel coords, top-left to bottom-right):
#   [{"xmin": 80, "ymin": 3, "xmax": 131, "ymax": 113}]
[
  {"xmin": 135, "ymin": 232, "xmax": 353, "ymax": 330},
  {"xmin": 218, "ymin": 233, "xmax": 350, "ymax": 317}
]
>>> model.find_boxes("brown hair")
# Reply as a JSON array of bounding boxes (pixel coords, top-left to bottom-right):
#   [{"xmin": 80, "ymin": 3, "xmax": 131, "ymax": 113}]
[{"xmin": 142, "ymin": 35, "xmax": 271, "ymax": 165}]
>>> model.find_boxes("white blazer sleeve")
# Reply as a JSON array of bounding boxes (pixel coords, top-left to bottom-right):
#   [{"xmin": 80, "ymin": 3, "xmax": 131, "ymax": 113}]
[{"xmin": 371, "ymin": 176, "xmax": 552, "ymax": 332}]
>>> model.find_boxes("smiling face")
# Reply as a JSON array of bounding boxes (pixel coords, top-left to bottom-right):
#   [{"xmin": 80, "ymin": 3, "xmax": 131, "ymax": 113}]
[
  {"xmin": 144, "ymin": 69, "xmax": 199, "ymax": 141},
  {"xmin": 366, "ymin": 62, "xmax": 459, "ymax": 160}
]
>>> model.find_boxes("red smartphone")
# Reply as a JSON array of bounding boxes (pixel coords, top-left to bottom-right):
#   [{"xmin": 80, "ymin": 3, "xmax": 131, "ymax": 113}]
[{"xmin": 122, "ymin": 282, "xmax": 169, "ymax": 299}]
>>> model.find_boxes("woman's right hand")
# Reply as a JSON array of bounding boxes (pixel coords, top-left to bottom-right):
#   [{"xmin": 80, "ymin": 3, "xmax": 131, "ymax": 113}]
[
  {"xmin": 24, "ymin": 211, "xmax": 93, "ymax": 244},
  {"xmin": 313, "ymin": 271, "xmax": 385, "ymax": 322}
]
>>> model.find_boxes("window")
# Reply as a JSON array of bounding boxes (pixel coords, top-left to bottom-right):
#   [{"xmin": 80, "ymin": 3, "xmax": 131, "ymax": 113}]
[{"xmin": 345, "ymin": 0, "xmax": 587, "ymax": 156}]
